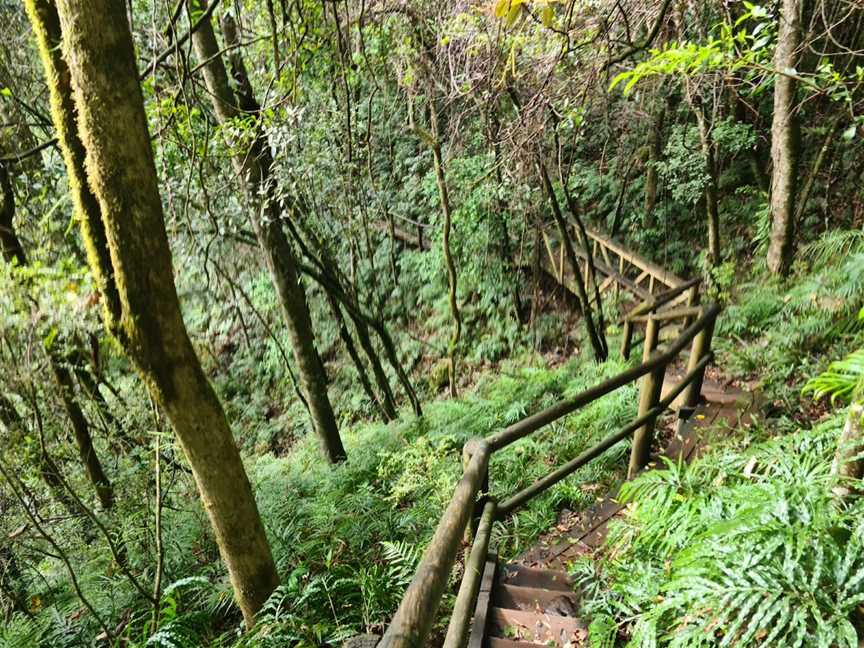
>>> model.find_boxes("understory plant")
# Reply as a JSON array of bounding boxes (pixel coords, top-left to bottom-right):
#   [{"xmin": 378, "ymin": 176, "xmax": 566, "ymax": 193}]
[{"xmin": 573, "ymin": 415, "xmax": 864, "ymax": 647}]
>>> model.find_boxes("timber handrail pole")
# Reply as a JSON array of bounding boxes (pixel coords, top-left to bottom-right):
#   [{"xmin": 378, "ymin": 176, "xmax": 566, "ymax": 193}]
[
  {"xmin": 496, "ymin": 353, "xmax": 712, "ymax": 515},
  {"xmin": 442, "ymin": 499, "xmax": 497, "ymax": 648},
  {"xmin": 629, "ymin": 305, "xmax": 702, "ymax": 324},
  {"xmin": 624, "ymin": 277, "xmax": 701, "ymax": 321},
  {"xmin": 487, "ymin": 304, "xmax": 720, "ymax": 451},
  {"xmin": 585, "ymin": 229, "xmax": 686, "ymax": 288},
  {"xmin": 628, "ymin": 317, "xmax": 665, "ymax": 478},
  {"xmin": 379, "ymin": 439, "xmax": 491, "ymax": 648}
]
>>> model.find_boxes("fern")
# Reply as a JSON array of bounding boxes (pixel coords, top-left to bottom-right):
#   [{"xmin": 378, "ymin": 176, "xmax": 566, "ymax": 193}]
[
  {"xmin": 803, "ymin": 348, "xmax": 864, "ymax": 403},
  {"xmin": 802, "ymin": 228, "xmax": 864, "ymax": 266},
  {"xmin": 576, "ymin": 416, "xmax": 864, "ymax": 648},
  {"xmin": 380, "ymin": 541, "xmax": 421, "ymax": 589}
]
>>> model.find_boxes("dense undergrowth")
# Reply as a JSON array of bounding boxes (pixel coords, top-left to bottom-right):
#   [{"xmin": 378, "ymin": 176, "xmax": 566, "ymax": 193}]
[
  {"xmin": 573, "ymin": 414, "xmax": 864, "ymax": 648},
  {"xmin": 569, "ymin": 229, "xmax": 864, "ymax": 647},
  {"xmin": 1, "ymin": 353, "xmax": 637, "ymax": 647}
]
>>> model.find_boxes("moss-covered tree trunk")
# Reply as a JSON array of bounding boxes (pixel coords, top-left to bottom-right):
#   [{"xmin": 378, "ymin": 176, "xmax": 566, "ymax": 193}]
[
  {"xmin": 832, "ymin": 403, "xmax": 864, "ymax": 501},
  {"xmin": 767, "ymin": 0, "xmax": 803, "ymax": 275},
  {"xmin": 189, "ymin": 3, "xmax": 345, "ymax": 462},
  {"xmin": 644, "ymin": 100, "xmax": 666, "ymax": 223},
  {"xmin": 428, "ymin": 99, "xmax": 461, "ymax": 399},
  {"xmin": 30, "ymin": 0, "xmax": 279, "ymax": 625}
]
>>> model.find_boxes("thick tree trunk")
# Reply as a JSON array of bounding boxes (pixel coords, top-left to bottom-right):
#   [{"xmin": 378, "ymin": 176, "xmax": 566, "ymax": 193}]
[
  {"xmin": 767, "ymin": 0, "xmax": 803, "ymax": 275},
  {"xmin": 190, "ymin": 4, "xmax": 345, "ymax": 463},
  {"xmin": 35, "ymin": 0, "xmax": 279, "ymax": 625}
]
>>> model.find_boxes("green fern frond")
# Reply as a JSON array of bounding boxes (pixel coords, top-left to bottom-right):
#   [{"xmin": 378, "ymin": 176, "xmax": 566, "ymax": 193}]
[{"xmin": 803, "ymin": 348, "xmax": 864, "ymax": 403}]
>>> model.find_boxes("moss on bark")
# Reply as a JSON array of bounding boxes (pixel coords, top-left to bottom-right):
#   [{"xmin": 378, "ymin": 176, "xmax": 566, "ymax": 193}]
[{"xmin": 34, "ymin": 0, "xmax": 279, "ymax": 625}]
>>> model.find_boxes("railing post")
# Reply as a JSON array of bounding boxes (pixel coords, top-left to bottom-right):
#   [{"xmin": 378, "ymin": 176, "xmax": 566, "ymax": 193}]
[
  {"xmin": 463, "ymin": 439, "xmax": 489, "ymax": 542},
  {"xmin": 682, "ymin": 284, "xmax": 700, "ymax": 330},
  {"xmin": 682, "ymin": 308, "xmax": 716, "ymax": 411},
  {"xmin": 628, "ymin": 317, "xmax": 665, "ymax": 479}
]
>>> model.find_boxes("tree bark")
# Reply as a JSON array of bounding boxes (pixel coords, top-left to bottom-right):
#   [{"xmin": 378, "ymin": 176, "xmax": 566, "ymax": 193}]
[
  {"xmin": 644, "ymin": 100, "xmax": 666, "ymax": 223},
  {"xmin": 34, "ymin": 0, "xmax": 279, "ymax": 625},
  {"xmin": 693, "ymin": 108, "xmax": 721, "ymax": 267},
  {"xmin": 189, "ymin": 3, "xmax": 345, "ymax": 463},
  {"xmin": 767, "ymin": 0, "xmax": 803, "ymax": 275},
  {"xmin": 428, "ymin": 99, "xmax": 461, "ymax": 399},
  {"xmin": 49, "ymin": 356, "xmax": 114, "ymax": 510},
  {"xmin": 538, "ymin": 160, "xmax": 607, "ymax": 362},
  {"xmin": 832, "ymin": 403, "xmax": 864, "ymax": 501}
]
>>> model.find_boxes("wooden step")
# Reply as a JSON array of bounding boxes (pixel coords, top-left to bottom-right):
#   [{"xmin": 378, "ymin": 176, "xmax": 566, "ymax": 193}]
[
  {"xmin": 487, "ymin": 638, "xmax": 546, "ymax": 648},
  {"xmin": 500, "ymin": 565, "xmax": 574, "ymax": 591},
  {"xmin": 488, "ymin": 607, "xmax": 587, "ymax": 645},
  {"xmin": 493, "ymin": 583, "xmax": 580, "ymax": 614}
]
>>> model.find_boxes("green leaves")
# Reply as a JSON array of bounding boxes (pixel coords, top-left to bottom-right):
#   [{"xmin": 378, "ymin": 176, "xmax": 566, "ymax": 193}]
[
  {"xmin": 582, "ymin": 416, "xmax": 864, "ymax": 648},
  {"xmin": 803, "ymin": 349, "xmax": 864, "ymax": 404}
]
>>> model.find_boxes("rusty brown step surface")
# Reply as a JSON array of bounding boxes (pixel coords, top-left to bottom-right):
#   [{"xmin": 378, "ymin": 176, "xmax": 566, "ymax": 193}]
[
  {"xmin": 499, "ymin": 564, "xmax": 574, "ymax": 591},
  {"xmin": 487, "ymin": 638, "xmax": 548, "ymax": 648},
  {"xmin": 493, "ymin": 583, "xmax": 580, "ymax": 614},
  {"xmin": 488, "ymin": 606, "xmax": 587, "ymax": 645}
]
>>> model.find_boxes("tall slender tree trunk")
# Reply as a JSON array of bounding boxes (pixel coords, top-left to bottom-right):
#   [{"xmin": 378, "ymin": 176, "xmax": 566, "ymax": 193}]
[
  {"xmin": 428, "ymin": 99, "xmax": 461, "ymax": 399},
  {"xmin": 693, "ymin": 108, "xmax": 721, "ymax": 266},
  {"xmin": 644, "ymin": 100, "xmax": 666, "ymax": 224},
  {"xmin": 488, "ymin": 110, "xmax": 525, "ymax": 325},
  {"xmin": 29, "ymin": 0, "xmax": 279, "ymax": 625},
  {"xmin": 189, "ymin": 3, "xmax": 345, "ymax": 463},
  {"xmin": 1, "ymin": 160, "xmax": 114, "ymax": 510},
  {"xmin": 767, "ymin": 0, "xmax": 803, "ymax": 275},
  {"xmin": 538, "ymin": 160, "xmax": 607, "ymax": 362}
]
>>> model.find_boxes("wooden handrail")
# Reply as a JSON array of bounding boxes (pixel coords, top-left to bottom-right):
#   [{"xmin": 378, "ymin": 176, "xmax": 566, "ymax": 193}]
[
  {"xmin": 628, "ymin": 305, "xmax": 702, "ymax": 324},
  {"xmin": 624, "ymin": 277, "xmax": 701, "ymax": 320},
  {"xmin": 381, "ymin": 303, "xmax": 720, "ymax": 648},
  {"xmin": 585, "ymin": 229, "xmax": 685, "ymax": 289},
  {"xmin": 379, "ymin": 440, "xmax": 491, "ymax": 648},
  {"xmin": 442, "ymin": 500, "xmax": 497, "ymax": 648},
  {"xmin": 487, "ymin": 304, "xmax": 720, "ymax": 451},
  {"xmin": 496, "ymin": 353, "xmax": 711, "ymax": 516}
]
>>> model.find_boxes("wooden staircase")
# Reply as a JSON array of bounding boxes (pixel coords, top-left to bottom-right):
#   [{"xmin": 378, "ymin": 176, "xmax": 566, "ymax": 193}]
[
  {"xmin": 377, "ymin": 231, "xmax": 721, "ymax": 648},
  {"xmin": 470, "ymin": 562, "xmax": 586, "ymax": 648}
]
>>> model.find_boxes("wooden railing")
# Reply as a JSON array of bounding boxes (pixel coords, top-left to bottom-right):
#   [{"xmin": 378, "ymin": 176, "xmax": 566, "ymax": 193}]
[
  {"xmin": 380, "ymin": 287, "xmax": 720, "ymax": 648},
  {"xmin": 538, "ymin": 224, "xmax": 688, "ymax": 304}
]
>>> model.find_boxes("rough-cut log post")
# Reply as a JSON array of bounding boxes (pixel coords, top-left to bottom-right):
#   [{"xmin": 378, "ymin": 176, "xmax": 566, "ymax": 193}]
[
  {"xmin": 628, "ymin": 317, "xmax": 664, "ymax": 478},
  {"xmin": 682, "ymin": 309, "xmax": 715, "ymax": 410}
]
